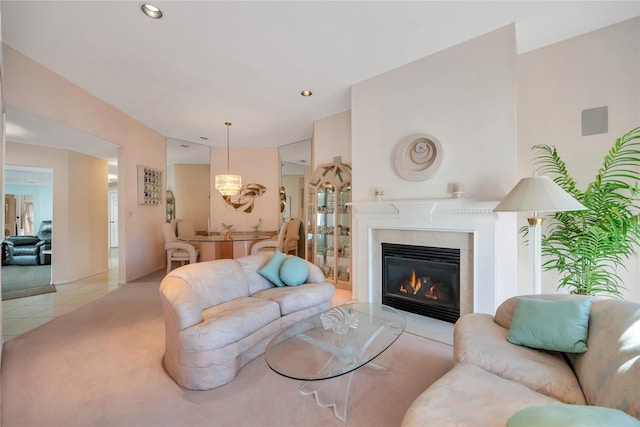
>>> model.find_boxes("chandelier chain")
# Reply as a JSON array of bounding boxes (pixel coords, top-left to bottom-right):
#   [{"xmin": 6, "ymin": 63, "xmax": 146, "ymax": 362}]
[{"xmin": 225, "ymin": 122, "xmax": 231, "ymax": 174}]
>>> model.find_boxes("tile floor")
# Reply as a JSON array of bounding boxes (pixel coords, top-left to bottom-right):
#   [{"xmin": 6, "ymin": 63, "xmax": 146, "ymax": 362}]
[
  {"xmin": 2, "ymin": 248, "xmax": 120, "ymax": 342},
  {"xmin": 2, "ymin": 250, "xmax": 354, "ymax": 342}
]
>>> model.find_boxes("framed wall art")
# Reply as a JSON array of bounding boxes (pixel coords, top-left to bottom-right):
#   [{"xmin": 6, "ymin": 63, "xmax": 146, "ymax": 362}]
[{"xmin": 137, "ymin": 165, "xmax": 162, "ymax": 205}]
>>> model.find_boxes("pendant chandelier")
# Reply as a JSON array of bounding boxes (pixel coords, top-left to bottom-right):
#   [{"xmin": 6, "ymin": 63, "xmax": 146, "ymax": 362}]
[{"xmin": 215, "ymin": 122, "xmax": 242, "ymax": 196}]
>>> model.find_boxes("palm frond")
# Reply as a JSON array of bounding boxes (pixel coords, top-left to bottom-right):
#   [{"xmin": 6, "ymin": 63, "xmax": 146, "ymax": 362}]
[{"xmin": 530, "ymin": 127, "xmax": 640, "ymax": 296}]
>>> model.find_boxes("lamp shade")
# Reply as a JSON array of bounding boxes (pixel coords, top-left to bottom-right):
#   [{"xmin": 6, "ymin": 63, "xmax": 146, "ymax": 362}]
[{"xmin": 494, "ymin": 176, "xmax": 586, "ymax": 213}]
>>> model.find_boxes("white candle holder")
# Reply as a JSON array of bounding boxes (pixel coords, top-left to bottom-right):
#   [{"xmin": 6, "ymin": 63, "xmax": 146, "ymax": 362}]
[
  {"xmin": 453, "ymin": 183, "xmax": 464, "ymax": 198},
  {"xmin": 375, "ymin": 187, "xmax": 384, "ymax": 201}
]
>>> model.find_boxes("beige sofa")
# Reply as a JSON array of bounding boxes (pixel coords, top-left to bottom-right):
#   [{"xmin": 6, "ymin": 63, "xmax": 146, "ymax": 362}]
[
  {"xmin": 159, "ymin": 253, "xmax": 335, "ymax": 390},
  {"xmin": 402, "ymin": 294, "xmax": 640, "ymax": 426}
]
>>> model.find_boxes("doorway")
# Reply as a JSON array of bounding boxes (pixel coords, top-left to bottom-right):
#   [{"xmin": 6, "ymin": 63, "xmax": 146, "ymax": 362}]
[{"xmin": 109, "ymin": 190, "xmax": 118, "ymax": 248}]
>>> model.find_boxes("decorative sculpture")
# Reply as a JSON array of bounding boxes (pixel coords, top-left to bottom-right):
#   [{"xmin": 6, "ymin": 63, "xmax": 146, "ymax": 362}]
[
  {"xmin": 392, "ymin": 134, "xmax": 443, "ymax": 181},
  {"xmin": 222, "ymin": 183, "xmax": 267, "ymax": 213},
  {"xmin": 252, "ymin": 218, "xmax": 262, "ymax": 233},
  {"xmin": 219, "ymin": 223, "xmax": 234, "ymax": 240},
  {"xmin": 320, "ymin": 306, "xmax": 359, "ymax": 335}
]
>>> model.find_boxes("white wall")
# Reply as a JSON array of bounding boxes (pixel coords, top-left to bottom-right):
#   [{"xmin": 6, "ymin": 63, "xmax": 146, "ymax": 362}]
[
  {"xmin": 312, "ymin": 110, "xmax": 352, "ymax": 167},
  {"xmin": 517, "ymin": 17, "xmax": 640, "ymax": 300},
  {"xmin": 351, "ymin": 25, "xmax": 518, "ymax": 203},
  {"xmin": 346, "ymin": 24, "xmax": 519, "ymax": 310},
  {"xmin": 4, "ymin": 45, "xmax": 166, "ymax": 281}
]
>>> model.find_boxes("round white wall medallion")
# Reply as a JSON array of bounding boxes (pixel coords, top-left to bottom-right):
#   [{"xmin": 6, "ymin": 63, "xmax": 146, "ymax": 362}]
[{"xmin": 393, "ymin": 134, "xmax": 443, "ymax": 181}]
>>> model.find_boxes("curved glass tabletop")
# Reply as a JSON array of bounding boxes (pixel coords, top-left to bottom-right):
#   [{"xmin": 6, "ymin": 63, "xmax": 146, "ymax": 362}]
[{"xmin": 265, "ymin": 302, "xmax": 406, "ymax": 381}]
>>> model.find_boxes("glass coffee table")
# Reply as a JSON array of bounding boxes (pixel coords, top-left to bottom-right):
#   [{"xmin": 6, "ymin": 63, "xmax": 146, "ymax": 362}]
[{"xmin": 265, "ymin": 303, "xmax": 406, "ymax": 422}]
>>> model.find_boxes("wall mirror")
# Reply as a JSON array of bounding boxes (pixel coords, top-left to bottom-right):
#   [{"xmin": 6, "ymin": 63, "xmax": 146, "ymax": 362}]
[
  {"xmin": 166, "ymin": 137, "xmax": 211, "ymax": 234},
  {"xmin": 279, "ymin": 138, "xmax": 311, "ymax": 224}
]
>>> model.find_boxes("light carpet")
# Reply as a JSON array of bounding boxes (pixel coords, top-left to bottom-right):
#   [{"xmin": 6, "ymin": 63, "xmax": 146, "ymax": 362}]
[{"xmin": 1, "ymin": 275, "xmax": 453, "ymax": 427}]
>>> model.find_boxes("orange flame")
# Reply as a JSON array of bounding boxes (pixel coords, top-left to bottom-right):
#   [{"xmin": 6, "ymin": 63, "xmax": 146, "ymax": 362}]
[{"xmin": 398, "ymin": 271, "xmax": 441, "ymax": 300}]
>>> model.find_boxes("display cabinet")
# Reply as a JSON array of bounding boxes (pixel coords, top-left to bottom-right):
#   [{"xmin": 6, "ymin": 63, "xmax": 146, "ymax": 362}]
[{"xmin": 306, "ymin": 162, "xmax": 352, "ymax": 290}]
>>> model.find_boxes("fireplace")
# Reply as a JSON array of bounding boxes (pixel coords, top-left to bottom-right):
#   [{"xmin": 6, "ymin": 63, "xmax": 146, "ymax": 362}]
[
  {"xmin": 382, "ymin": 243, "xmax": 460, "ymax": 323},
  {"xmin": 349, "ymin": 199, "xmax": 518, "ymax": 343}
]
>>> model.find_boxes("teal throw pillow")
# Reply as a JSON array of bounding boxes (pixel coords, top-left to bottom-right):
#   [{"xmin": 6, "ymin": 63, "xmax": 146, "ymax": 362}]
[
  {"xmin": 507, "ymin": 404, "xmax": 640, "ymax": 427},
  {"xmin": 279, "ymin": 256, "xmax": 310, "ymax": 287},
  {"xmin": 258, "ymin": 250, "xmax": 287, "ymax": 287},
  {"xmin": 507, "ymin": 297, "xmax": 592, "ymax": 353}
]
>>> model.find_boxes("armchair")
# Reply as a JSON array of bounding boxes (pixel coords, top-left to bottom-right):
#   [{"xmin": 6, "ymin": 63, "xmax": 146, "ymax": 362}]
[
  {"xmin": 2, "ymin": 220, "xmax": 52, "ymax": 266},
  {"xmin": 162, "ymin": 222, "xmax": 199, "ymax": 273},
  {"xmin": 36, "ymin": 220, "xmax": 52, "ymax": 264},
  {"xmin": 4, "ymin": 236, "xmax": 41, "ymax": 265}
]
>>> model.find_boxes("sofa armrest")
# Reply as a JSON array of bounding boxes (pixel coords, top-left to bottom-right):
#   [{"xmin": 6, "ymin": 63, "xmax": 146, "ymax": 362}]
[
  {"xmin": 305, "ymin": 259, "xmax": 326, "ymax": 283},
  {"xmin": 455, "ymin": 313, "xmax": 586, "ymax": 404},
  {"xmin": 159, "ymin": 277, "xmax": 203, "ymax": 331}
]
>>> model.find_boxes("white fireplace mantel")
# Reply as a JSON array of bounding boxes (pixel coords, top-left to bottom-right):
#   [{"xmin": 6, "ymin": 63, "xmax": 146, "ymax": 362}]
[{"xmin": 350, "ymin": 198, "xmax": 519, "ymax": 318}]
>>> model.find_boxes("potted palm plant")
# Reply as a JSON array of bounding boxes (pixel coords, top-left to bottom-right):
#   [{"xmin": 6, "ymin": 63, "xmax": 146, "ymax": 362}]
[{"xmin": 531, "ymin": 126, "xmax": 640, "ymax": 296}]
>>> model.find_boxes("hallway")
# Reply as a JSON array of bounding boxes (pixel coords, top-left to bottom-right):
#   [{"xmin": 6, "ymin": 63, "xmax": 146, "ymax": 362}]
[{"xmin": 2, "ymin": 249, "xmax": 120, "ymax": 342}]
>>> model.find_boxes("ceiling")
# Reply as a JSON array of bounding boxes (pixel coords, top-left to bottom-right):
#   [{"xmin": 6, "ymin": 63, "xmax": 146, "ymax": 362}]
[
  {"xmin": 2, "ymin": 1, "xmax": 639, "ymax": 164},
  {"xmin": 5, "ymin": 165, "xmax": 52, "ymax": 187}
]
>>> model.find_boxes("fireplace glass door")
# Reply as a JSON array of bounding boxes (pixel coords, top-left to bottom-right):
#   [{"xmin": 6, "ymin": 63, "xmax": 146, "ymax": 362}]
[{"xmin": 382, "ymin": 243, "xmax": 460, "ymax": 323}]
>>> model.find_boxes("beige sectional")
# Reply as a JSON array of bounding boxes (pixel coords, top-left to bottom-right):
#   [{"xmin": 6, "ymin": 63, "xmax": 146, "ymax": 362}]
[
  {"xmin": 159, "ymin": 253, "xmax": 335, "ymax": 390},
  {"xmin": 402, "ymin": 294, "xmax": 640, "ymax": 426}
]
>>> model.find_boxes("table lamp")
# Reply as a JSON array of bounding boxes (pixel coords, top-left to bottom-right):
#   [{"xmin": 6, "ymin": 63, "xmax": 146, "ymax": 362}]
[{"xmin": 494, "ymin": 175, "xmax": 586, "ymax": 294}]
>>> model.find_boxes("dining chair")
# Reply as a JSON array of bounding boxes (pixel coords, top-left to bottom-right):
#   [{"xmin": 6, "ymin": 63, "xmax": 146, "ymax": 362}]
[
  {"xmin": 250, "ymin": 218, "xmax": 301, "ymax": 256},
  {"xmin": 282, "ymin": 218, "xmax": 302, "ymax": 256},
  {"xmin": 162, "ymin": 222, "xmax": 199, "ymax": 273},
  {"xmin": 176, "ymin": 219, "xmax": 200, "ymax": 250}
]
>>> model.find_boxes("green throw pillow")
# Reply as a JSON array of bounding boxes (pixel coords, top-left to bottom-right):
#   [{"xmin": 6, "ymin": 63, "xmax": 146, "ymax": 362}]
[
  {"xmin": 507, "ymin": 404, "xmax": 640, "ymax": 427},
  {"xmin": 279, "ymin": 256, "xmax": 310, "ymax": 287},
  {"xmin": 507, "ymin": 297, "xmax": 592, "ymax": 353},
  {"xmin": 258, "ymin": 250, "xmax": 287, "ymax": 287}
]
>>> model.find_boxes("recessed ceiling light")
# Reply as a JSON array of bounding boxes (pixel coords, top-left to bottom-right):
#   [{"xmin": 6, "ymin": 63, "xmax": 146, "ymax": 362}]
[
  {"xmin": 141, "ymin": 4, "xmax": 163, "ymax": 19},
  {"xmin": 301, "ymin": 90, "xmax": 312, "ymax": 97},
  {"xmin": 199, "ymin": 136, "xmax": 208, "ymax": 141},
  {"xmin": 180, "ymin": 144, "xmax": 189, "ymax": 148},
  {"xmin": 300, "ymin": 160, "xmax": 307, "ymax": 163}
]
